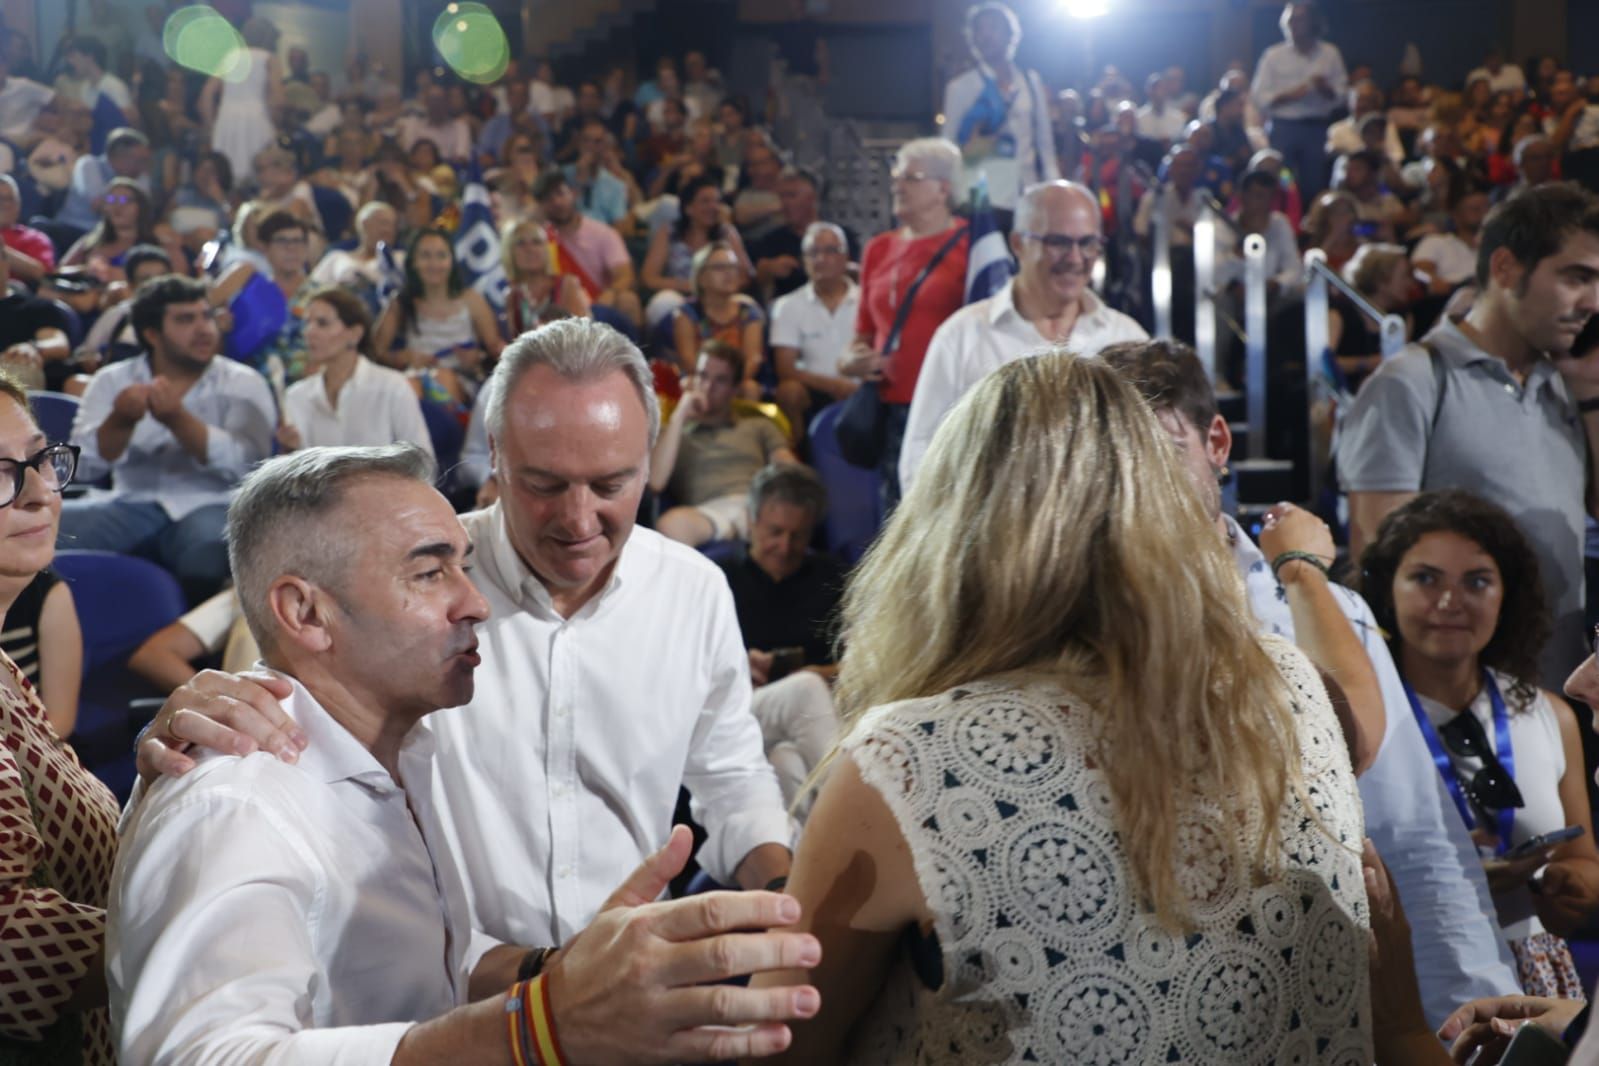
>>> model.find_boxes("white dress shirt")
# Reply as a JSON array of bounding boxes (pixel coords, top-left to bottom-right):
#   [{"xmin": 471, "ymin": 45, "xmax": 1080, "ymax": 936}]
[
  {"xmin": 1228, "ymin": 517, "xmax": 1521, "ymax": 1028},
  {"xmin": 769, "ymin": 279, "xmax": 860, "ymax": 378},
  {"xmin": 1135, "ymin": 103, "xmax": 1187, "ymax": 144},
  {"xmin": 1412, "ymin": 233, "xmax": 1478, "ymax": 287},
  {"xmin": 1250, "ymin": 39, "xmax": 1349, "ymax": 121},
  {"xmin": 1325, "ymin": 115, "xmax": 1405, "ymax": 164},
  {"xmin": 71, "ymin": 354, "xmax": 276, "ymax": 519},
  {"xmin": 108, "ymin": 675, "xmax": 472, "ymax": 1065},
  {"xmin": 899, "ymin": 279, "xmax": 1147, "ymax": 490},
  {"xmin": 430, "ymin": 509, "xmax": 791, "ymax": 949},
  {"xmin": 283, "ymin": 356, "xmax": 435, "ymax": 455}
]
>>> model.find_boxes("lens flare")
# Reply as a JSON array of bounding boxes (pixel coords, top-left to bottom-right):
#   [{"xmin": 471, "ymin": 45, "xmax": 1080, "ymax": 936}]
[
  {"xmin": 164, "ymin": 6, "xmax": 251, "ymax": 82},
  {"xmin": 432, "ymin": 2, "xmax": 509, "ymax": 85}
]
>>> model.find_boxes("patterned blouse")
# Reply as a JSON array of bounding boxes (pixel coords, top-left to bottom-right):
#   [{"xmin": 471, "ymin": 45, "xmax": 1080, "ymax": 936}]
[
  {"xmin": 0, "ymin": 653, "xmax": 118, "ymax": 1065},
  {"xmin": 839, "ymin": 635, "xmax": 1371, "ymax": 1065}
]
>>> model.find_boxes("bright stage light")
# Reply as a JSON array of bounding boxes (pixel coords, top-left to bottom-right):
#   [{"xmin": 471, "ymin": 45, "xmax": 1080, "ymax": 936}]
[{"xmin": 1062, "ymin": 0, "xmax": 1110, "ymax": 18}]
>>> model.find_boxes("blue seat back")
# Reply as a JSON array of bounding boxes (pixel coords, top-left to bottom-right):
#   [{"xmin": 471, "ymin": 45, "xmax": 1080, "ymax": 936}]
[
  {"xmin": 29, "ymin": 390, "xmax": 79, "ymax": 445},
  {"xmin": 808, "ymin": 403, "xmax": 883, "ymax": 564}
]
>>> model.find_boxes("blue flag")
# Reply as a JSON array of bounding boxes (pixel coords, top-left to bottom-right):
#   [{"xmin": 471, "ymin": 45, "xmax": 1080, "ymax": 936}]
[
  {"xmin": 965, "ymin": 177, "xmax": 1014, "ymax": 303},
  {"xmin": 87, "ymin": 92, "xmax": 126, "ymax": 155},
  {"xmin": 454, "ymin": 162, "xmax": 507, "ymax": 313}
]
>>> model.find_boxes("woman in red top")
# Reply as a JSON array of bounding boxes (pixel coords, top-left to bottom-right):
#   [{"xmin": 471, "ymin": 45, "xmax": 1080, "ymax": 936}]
[{"xmin": 843, "ymin": 138, "xmax": 969, "ymax": 505}]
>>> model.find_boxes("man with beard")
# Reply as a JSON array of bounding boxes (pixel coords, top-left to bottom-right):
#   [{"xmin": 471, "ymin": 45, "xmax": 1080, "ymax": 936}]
[
  {"xmin": 898, "ymin": 180, "xmax": 1144, "ymax": 490},
  {"xmin": 1338, "ymin": 182, "xmax": 1599, "ymax": 687}
]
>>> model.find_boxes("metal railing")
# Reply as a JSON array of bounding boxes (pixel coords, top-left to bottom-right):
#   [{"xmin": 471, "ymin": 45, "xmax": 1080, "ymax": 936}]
[
  {"xmin": 1301, "ymin": 250, "xmax": 1407, "ymax": 502},
  {"xmin": 1148, "ymin": 188, "xmax": 1270, "ymax": 459}
]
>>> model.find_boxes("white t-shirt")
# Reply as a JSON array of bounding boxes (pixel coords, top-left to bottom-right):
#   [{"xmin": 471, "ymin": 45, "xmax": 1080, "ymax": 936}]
[
  {"xmin": 55, "ymin": 71, "xmax": 131, "ymax": 112},
  {"xmin": 1412, "ymin": 233, "xmax": 1478, "ymax": 286},
  {"xmin": 1135, "ymin": 103, "xmax": 1187, "ymax": 143},
  {"xmin": 0, "ymin": 77, "xmax": 53, "ymax": 142},
  {"xmin": 770, "ymin": 280, "xmax": 860, "ymax": 377}
]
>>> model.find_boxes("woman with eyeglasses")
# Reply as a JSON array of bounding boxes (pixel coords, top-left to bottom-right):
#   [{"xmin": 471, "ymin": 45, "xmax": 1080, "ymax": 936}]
[
  {"xmin": 670, "ymin": 239, "xmax": 765, "ymax": 396},
  {"xmin": 0, "ymin": 372, "xmax": 301, "ymax": 1064},
  {"xmin": 1360, "ymin": 490, "xmax": 1599, "ymax": 998},
  {"xmin": 841, "ymin": 137, "xmax": 968, "ymax": 507}
]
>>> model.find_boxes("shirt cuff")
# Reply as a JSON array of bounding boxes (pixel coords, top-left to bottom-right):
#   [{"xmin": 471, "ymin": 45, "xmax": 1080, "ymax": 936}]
[
  {"xmin": 282, "ymin": 1021, "xmax": 417, "ymax": 1064},
  {"xmin": 697, "ymin": 805, "xmax": 796, "ymax": 887}
]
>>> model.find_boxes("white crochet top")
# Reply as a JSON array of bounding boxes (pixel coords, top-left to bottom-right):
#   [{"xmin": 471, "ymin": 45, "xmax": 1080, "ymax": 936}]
[{"xmin": 838, "ymin": 635, "xmax": 1372, "ymax": 1065}]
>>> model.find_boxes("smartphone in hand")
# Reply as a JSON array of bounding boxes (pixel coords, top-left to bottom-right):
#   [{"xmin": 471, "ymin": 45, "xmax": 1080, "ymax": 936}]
[{"xmin": 1506, "ymin": 826, "xmax": 1584, "ymax": 860}]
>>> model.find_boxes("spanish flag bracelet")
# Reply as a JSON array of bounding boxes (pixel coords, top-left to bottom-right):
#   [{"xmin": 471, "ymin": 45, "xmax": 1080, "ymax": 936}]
[{"xmin": 505, "ymin": 975, "xmax": 567, "ymax": 1066}]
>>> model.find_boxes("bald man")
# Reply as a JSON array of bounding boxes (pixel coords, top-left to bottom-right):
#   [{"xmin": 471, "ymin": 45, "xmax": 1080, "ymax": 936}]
[{"xmin": 899, "ymin": 180, "xmax": 1146, "ymax": 489}]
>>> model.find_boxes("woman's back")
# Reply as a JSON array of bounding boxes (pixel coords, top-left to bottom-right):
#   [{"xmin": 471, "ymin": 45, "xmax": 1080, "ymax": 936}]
[
  {"xmin": 837, "ymin": 635, "xmax": 1370, "ymax": 1065},
  {"xmin": 218, "ymin": 48, "xmax": 271, "ymax": 114}
]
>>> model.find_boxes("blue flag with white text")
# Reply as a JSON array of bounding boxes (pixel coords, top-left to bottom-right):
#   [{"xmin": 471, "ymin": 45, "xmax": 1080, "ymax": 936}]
[
  {"xmin": 965, "ymin": 177, "xmax": 1014, "ymax": 303},
  {"xmin": 454, "ymin": 162, "xmax": 508, "ymax": 313}
]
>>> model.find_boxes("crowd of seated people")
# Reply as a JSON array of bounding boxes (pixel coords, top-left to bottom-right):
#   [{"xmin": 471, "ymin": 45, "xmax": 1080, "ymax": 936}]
[{"xmin": 9, "ymin": 0, "xmax": 1599, "ymax": 1061}]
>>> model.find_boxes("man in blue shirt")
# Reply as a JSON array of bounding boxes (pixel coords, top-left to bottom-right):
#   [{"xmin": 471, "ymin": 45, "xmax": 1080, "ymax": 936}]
[{"xmin": 563, "ymin": 119, "xmax": 630, "ymax": 228}]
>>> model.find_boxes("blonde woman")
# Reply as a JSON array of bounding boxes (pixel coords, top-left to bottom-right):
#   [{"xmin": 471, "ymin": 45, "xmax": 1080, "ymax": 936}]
[
  {"xmin": 750, "ymin": 353, "xmax": 1371, "ymax": 1064},
  {"xmin": 500, "ymin": 217, "xmax": 590, "ymax": 335}
]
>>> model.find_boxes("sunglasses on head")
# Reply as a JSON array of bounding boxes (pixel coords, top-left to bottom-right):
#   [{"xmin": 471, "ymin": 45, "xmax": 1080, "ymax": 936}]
[{"xmin": 103, "ymin": 193, "xmax": 134, "ymax": 206}]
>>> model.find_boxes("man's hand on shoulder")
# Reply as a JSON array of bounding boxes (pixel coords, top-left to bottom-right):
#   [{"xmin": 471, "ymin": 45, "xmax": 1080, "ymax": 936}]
[{"xmin": 136, "ymin": 669, "xmax": 307, "ymax": 783}]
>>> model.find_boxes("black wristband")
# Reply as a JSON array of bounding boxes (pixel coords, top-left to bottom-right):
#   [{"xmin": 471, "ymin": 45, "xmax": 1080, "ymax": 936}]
[
  {"xmin": 516, "ymin": 946, "xmax": 556, "ymax": 983},
  {"xmin": 1270, "ymin": 550, "xmax": 1330, "ymax": 583},
  {"xmin": 1579, "ymin": 397, "xmax": 1599, "ymax": 414},
  {"xmin": 765, "ymin": 876, "xmax": 789, "ymax": 893}
]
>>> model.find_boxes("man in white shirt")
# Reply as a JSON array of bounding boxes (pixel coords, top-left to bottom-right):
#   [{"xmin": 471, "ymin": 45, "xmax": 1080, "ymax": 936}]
[
  {"xmin": 110, "ymin": 444, "xmax": 823, "ymax": 1065},
  {"xmin": 1101, "ymin": 338, "xmax": 1523, "ymax": 1029},
  {"xmin": 1250, "ymin": 0, "xmax": 1348, "ymax": 200},
  {"xmin": 771, "ymin": 222, "xmax": 861, "ymax": 435},
  {"xmin": 900, "ymin": 181, "xmax": 1146, "ymax": 490},
  {"xmin": 938, "ymin": 2, "xmax": 1060, "ymax": 216},
  {"xmin": 0, "ymin": 42, "xmax": 56, "ymax": 148},
  {"xmin": 400, "ymin": 84, "xmax": 474, "ymax": 164},
  {"xmin": 1326, "ymin": 80, "xmax": 1404, "ymax": 164},
  {"xmin": 62, "ymin": 275, "xmax": 275, "ymax": 602},
  {"xmin": 54, "ymin": 126, "xmax": 150, "ymax": 231},
  {"xmin": 1135, "ymin": 71, "xmax": 1187, "ymax": 147},
  {"xmin": 1467, "ymin": 49, "xmax": 1527, "ymax": 97},
  {"xmin": 53, "ymin": 35, "xmax": 131, "ymax": 118},
  {"xmin": 1412, "ymin": 182, "xmax": 1490, "ymax": 293},
  {"xmin": 434, "ymin": 318, "xmax": 794, "ymax": 949}
]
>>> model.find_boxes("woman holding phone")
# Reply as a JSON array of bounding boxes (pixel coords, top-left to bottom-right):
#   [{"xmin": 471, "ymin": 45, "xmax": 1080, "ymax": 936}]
[{"xmin": 1360, "ymin": 490, "xmax": 1599, "ymax": 997}]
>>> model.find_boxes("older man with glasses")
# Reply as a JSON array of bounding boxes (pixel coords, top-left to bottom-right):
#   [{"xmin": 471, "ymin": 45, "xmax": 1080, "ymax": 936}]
[{"xmin": 898, "ymin": 179, "xmax": 1146, "ymax": 490}]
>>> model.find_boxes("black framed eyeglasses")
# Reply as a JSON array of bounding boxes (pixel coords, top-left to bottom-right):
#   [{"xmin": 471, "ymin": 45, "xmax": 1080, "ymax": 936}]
[
  {"xmin": 1437, "ymin": 710, "xmax": 1525, "ymax": 812},
  {"xmin": 0, "ymin": 444, "xmax": 79, "ymax": 507}
]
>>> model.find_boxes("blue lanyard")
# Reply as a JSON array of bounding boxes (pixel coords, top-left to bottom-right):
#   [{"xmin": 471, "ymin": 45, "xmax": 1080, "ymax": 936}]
[{"xmin": 1403, "ymin": 671, "xmax": 1516, "ymax": 855}]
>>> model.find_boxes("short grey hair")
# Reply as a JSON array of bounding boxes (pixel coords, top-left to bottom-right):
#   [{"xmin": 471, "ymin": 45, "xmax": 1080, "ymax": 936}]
[
  {"xmin": 485, "ymin": 317, "xmax": 662, "ymax": 448},
  {"xmin": 800, "ymin": 221, "xmax": 847, "ymax": 256},
  {"xmin": 1014, "ymin": 180, "xmax": 1100, "ymax": 237},
  {"xmin": 894, "ymin": 138, "xmax": 962, "ymax": 192},
  {"xmin": 747, "ymin": 463, "xmax": 828, "ymax": 524},
  {"xmin": 227, "ymin": 444, "xmax": 436, "ymax": 649}
]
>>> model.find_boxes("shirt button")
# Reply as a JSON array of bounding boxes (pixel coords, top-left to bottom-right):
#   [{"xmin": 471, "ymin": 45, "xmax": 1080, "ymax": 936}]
[
  {"xmin": 559, "ymin": 865, "xmax": 575, "ymax": 878},
  {"xmin": 552, "ymin": 782, "xmax": 570, "ymax": 798}
]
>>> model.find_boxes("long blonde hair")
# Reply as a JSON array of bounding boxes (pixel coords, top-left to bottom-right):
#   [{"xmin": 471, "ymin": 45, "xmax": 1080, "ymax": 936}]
[{"xmin": 832, "ymin": 352, "xmax": 1302, "ymax": 929}]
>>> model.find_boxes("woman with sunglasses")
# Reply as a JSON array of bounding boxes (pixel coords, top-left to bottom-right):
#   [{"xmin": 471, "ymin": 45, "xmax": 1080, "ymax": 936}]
[
  {"xmin": 60, "ymin": 179, "xmax": 163, "ymax": 282},
  {"xmin": 1360, "ymin": 489, "xmax": 1599, "ymax": 998},
  {"xmin": 0, "ymin": 374, "xmax": 301, "ymax": 1064}
]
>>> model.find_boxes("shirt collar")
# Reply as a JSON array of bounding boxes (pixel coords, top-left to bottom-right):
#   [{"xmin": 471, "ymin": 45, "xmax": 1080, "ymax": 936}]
[
  {"xmin": 804, "ymin": 278, "xmax": 858, "ymax": 304},
  {"xmin": 1426, "ymin": 318, "xmax": 1567, "ymax": 394},
  {"xmin": 479, "ymin": 501, "xmax": 631, "ymax": 618},
  {"xmin": 987, "ymin": 278, "xmax": 1108, "ymax": 327},
  {"xmin": 263, "ymin": 668, "xmax": 432, "ymax": 792}
]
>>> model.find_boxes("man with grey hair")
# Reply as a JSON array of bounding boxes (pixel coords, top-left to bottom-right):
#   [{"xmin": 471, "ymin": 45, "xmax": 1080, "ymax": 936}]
[
  {"xmin": 439, "ymin": 317, "xmax": 793, "ymax": 947},
  {"xmin": 721, "ymin": 463, "xmax": 843, "ymax": 817},
  {"xmin": 899, "ymin": 179, "xmax": 1146, "ymax": 489},
  {"xmin": 770, "ymin": 220, "xmax": 860, "ymax": 436},
  {"xmin": 110, "ymin": 443, "xmax": 823, "ymax": 1064},
  {"xmin": 939, "ymin": 1, "xmax": 1059, "ymax": 219}
]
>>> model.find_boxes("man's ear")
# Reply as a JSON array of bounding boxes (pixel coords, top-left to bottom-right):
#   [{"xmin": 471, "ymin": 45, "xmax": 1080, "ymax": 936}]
[
  {"xmin": 267, "ymin": 575, "xmax": 335, "ymax": 654},
  {"xmin": 1206, "ymin": 413, "xmax": 1233, "ymax": 471},
  {"xmin": 1486, "ymin": 245, "xmax": 1525, "ymax": 295}
]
